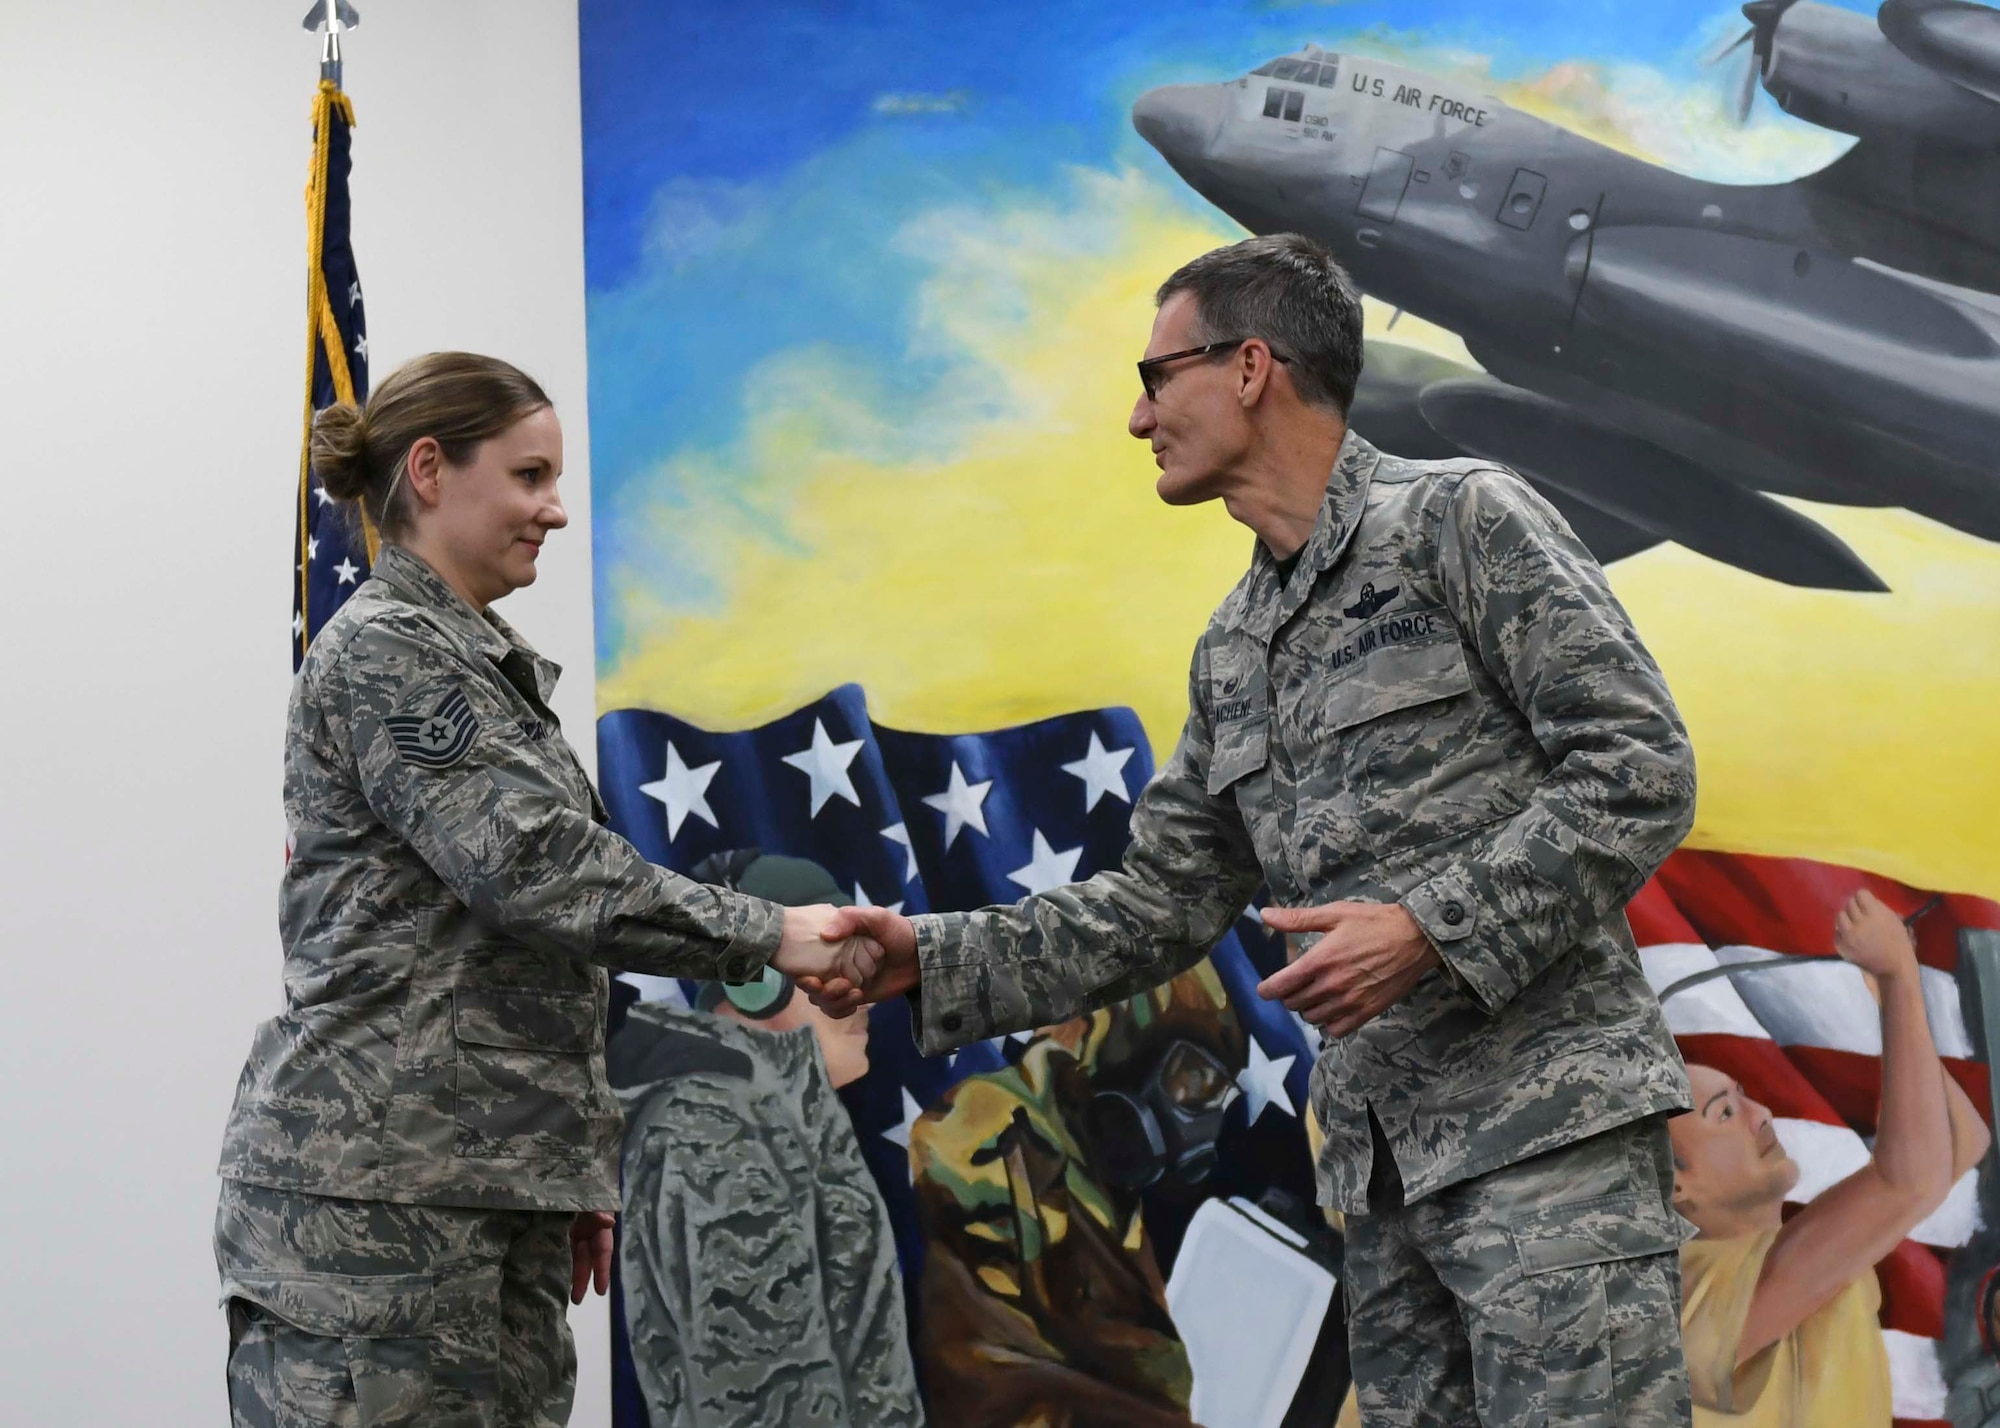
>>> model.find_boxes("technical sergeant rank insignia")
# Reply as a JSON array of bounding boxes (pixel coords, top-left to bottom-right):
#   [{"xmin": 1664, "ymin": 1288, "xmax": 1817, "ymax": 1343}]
[{"xmin": 385, "ymin": 688, "xmax": 480, "ymax": 770}]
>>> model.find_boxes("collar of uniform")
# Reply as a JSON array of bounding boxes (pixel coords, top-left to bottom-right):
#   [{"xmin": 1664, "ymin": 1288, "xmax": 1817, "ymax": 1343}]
[
  {"xmin": 1227, "ymin": 427, "xmax": 1379, "ymax": 642},
  {"xmin": 370, "ymin": 544, "xmax": 518, "ymax": 667}
]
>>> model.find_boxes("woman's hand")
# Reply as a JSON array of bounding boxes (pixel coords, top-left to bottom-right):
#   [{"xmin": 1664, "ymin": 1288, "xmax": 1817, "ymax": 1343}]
[{"xmin": 570, "ymin": 1210, "xmax": 615, "ymax": 1304}]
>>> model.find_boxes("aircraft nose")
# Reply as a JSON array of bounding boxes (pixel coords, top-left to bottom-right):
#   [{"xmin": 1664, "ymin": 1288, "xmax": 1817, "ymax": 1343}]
[{"xmin": 1133, "ymin": 84, "xmax": 1224, "ymax": 163}]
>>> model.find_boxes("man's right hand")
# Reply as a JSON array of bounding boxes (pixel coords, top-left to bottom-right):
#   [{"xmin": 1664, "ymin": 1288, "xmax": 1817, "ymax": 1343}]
[
  {"xmin": 771, "ymin": 903, "xmax": 882, "ymax": 993},
  {"xmin": 796, "ymin": 905, "xmax": 920, "ymax": 1017}
]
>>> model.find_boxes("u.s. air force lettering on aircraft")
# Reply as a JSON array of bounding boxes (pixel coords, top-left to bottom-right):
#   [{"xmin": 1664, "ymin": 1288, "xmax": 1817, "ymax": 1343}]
[
  {"xmin": 1134, "ymin": 3, "xmax": 2000, "ymax": 594},
  {"xmin": 1348, "ymin": 69, "xmax": 1491, "ymax": 126}
]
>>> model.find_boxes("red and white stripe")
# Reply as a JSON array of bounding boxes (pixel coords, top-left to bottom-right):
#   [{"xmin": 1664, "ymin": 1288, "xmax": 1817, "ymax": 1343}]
[{"xmin": 1630, "ymin": 852, "xmax": 2000, "ymax": 1428}]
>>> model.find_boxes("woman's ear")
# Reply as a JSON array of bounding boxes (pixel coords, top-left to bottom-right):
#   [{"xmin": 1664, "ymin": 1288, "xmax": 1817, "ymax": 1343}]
[{"xmin": 404, "ymin": 436, "xmax": 445, "ymax": 508}]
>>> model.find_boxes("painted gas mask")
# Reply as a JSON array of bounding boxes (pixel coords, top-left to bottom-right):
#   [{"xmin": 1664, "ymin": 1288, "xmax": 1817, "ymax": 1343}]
[{"xmin": 1084, "ymin": 1037, "xmax": 1242, "ymax": 1192}]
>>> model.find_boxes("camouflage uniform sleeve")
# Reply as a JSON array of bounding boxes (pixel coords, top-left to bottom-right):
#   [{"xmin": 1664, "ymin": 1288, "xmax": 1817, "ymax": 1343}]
[
  {"xmin": 905, "ymin": 650, "xmax": 1262, "ymax": 1056},
  {"xmin": 1400, "ymin": 469, "xmax": 1696, "ymax": 1012},
  {"xmin": 331, "ymin": 614, "xmax": 782, "ymax": 980}
]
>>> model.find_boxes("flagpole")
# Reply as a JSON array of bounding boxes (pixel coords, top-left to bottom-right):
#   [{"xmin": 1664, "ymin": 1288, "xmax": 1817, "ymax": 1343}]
[{"xmin": 295, "ymin": 1, "xmax": 368, "ymax": 666}]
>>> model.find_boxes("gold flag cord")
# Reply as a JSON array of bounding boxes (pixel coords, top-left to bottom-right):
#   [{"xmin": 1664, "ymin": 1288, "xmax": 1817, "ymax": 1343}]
[{"xmin": 297, "ymin": 78, "xmax": 377, "ymax": 661}]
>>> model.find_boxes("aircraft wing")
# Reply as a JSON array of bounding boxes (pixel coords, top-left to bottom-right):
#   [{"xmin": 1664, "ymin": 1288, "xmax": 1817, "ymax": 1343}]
[
  {"xmin": 1799, "ymin": 135, "xmax": 2000, "ymax": 294},
  {"xmin": 1351, "ymin": 345, "xmax": 1886, "ymax": 591}
]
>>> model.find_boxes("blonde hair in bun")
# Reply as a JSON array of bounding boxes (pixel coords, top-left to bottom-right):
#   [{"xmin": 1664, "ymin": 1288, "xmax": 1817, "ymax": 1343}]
[{"xmin": 306, "ymin": 352, "xmax": 552, "ymax": 541}]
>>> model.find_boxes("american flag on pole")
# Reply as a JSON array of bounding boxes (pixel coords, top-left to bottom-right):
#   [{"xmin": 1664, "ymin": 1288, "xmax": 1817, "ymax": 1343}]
[
  {"xmin": 293, "ymin": 76, "xmax": 371, "ymax": 666},
  {"xmin": 596, "ymin": 685, "xmax": 1322, "ymax": 1427},
  {"xmin": 1634, "ymin": 849, "xmax": 2000, "ymax": 1428}
]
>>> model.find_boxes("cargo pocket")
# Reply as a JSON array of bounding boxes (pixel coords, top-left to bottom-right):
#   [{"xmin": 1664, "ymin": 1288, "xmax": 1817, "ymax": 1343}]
[
  {"xmin": 220, "ymin": 1271, "xmax": 434, "ymax": 1426},
  {"xmin": 1495, "ymin": 1195, "xmax": 1688, "ymax": 1427},
  {"xmin": 452, "ymin": 986, "xmax": 601, "ymax": 1161}
]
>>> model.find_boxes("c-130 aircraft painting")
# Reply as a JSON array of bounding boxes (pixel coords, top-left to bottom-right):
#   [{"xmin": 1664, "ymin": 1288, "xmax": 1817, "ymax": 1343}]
[{"xmin": 1133, "ymin": 0, "xmax": 2000, "ymax": 591}]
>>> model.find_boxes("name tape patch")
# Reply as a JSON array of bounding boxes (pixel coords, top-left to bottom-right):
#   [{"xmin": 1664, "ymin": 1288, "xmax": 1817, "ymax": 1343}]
[{"xmin": 385, "ymin": 688, "xmax": 480, "ymax": 770}]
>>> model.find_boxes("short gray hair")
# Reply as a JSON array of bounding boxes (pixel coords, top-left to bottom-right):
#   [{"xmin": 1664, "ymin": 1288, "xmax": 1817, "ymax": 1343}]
[{"xmin": 1155, "ymin": 234, "xmax": 1364, "ymax": 415}]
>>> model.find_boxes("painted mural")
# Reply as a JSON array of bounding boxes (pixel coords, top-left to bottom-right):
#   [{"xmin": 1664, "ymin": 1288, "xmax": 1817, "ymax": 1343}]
[{"xmin": 579, "ymin": 2, "xmax": 2000, "ymax": 1424}]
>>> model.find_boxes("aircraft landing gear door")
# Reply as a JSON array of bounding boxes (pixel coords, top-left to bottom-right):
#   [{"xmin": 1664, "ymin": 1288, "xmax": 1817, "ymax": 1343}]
[
  {"xmin": 1356, "ymin": 147, "xmax": 1415, "ymax": 223},
  {"xmin": 1497, "ymin": 169, "xmax": 1547, "ymax": 230}
]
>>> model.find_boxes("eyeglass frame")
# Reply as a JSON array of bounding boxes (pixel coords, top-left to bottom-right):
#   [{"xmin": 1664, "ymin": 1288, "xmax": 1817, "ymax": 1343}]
[{"xmin": 1136, "ymin": 337, "xmax": 1291, "ymax": 401}]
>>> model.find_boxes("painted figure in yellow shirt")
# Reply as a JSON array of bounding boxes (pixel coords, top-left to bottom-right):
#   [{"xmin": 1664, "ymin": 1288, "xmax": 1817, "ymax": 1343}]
[{"xmin": 1669, "ymin": 891, "xmax": 1989, "ymax": 1426}]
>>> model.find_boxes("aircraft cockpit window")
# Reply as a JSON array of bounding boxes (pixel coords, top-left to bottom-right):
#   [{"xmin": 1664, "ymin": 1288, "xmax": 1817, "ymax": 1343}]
[
  {"xmin": 1316, "ymin": 58, "xmax": 1339, "ymax": 87},
  {"xmin": 1262, "ymin": 87, "xmax": 1306, "ymax": 122},
  {"xmin": 1294, "ymin": 62, "xmax": 1323, "ymax": 84},
  {"xmin": 1271, "ymin": 58, "xmax": 1306, "ymax": 81}
]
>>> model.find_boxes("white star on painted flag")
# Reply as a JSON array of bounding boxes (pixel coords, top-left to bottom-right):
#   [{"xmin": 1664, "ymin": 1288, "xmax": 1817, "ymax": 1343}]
[
  {"xmin": 639, "ymin": 741, "xmax": 721, "ymax": 839},
  {"xmin": 923, "ymin": 762, "xmax": 992, "ymax": 849},
  {"xmin": 353, "ymin": 332, "xmax": 368, "ymax": 360},
  {"xmin": 333, "ymin": 557, "xmax": 360, "ymax": 585},
  {"xmin": 781, "ymin": 718, "xmax": 864, "ymax": 816},
  {"xmin": 1061, "ymin": 731, "xmax": 1135, "ymax": 811},
  {"xmin": 291, "ymin": 612, "xmax": 304, "ymax": 639},
  {"xmin": 881, "ymin": 823, "xmax": 918, "ymax": 882},
  {"xmin": 307, "ymin": 535, "xmax": 319, "ymax": 560},
  {"xmin": 348, "ymin": 281, "xmax": 362, "ymax": 307},
  {"xmin": 853, "ymin": 882, "xmax": 905, "ymax": 916},
  {"xmin": 1237, "ymin": 1037, "xmax": 1297, "ymax": 1124},
  {"xmin": 881, "ymin": 1087, "xmax": 925, "ymax": 1156},
  {"xmin": 1007, "ymin": 829, "xmax": 1083, "ymax": 896}
]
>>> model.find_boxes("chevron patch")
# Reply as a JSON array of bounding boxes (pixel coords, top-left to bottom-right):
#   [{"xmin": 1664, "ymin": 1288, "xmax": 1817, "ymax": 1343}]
[{"xmin": 384, "ymin": 688, "xmax": 480, "ymax": 770}]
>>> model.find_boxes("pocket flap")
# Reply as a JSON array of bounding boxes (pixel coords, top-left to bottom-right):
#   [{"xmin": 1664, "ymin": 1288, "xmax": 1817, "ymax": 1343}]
[
  {"xmin": 1510, "ymin": 1193, "xmax": 1691, "ymax": 1276},
  {"xmin": 454, "ymin": 986, "xmax": 596, "ymax": 1053},
  {"xmin": 1207, "ymin": 718, "xmax": 1269, "ymax": 797},
  {"xmin": 1319, "ymin": 631, "xmax": 1471, "ymax": 737},
  {"xmin": 221, "ymin": 1271, "xmax": 435, "ymax": 1339}
]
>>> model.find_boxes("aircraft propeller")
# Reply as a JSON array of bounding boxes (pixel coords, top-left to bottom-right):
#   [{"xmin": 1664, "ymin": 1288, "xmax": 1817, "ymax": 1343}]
[{"xmin": 1708, "ymin": 0, "xmax": 1801, "ymax": 122}]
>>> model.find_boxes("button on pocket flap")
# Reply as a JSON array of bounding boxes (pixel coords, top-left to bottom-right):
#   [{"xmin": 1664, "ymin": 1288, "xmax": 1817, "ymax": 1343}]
[
  {"xmin": 1207, "ymin": 717, "xmax": 1269, "ymax": 796},
  {"xmin": 1510, "ymin": 1193, "xmax": 1689, "ymax": 1276},
  {"xmin": 1320, "ymin": 629, "xmax": 1472, "ymax": 737},
  {"xmin": 453, "ymin": 986, "xmax": 596, "ymax": 1053},
  {"xmin": 222, "ymin": 1271, "xmax": 435, "ymax": 1339}
]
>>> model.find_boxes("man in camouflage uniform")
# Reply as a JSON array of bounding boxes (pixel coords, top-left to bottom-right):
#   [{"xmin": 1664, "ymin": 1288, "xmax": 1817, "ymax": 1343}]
[
  {"xmin": 610, "ymin": 853, "xmax": 925, "ymax": 1427},
  {"xmin": 816, "ymin": 234, "xmax": 1699, "ymax": 1425},
  {"xmin": 910, "ymin": 960, "xmax": 1248, "ymax": 1427}
]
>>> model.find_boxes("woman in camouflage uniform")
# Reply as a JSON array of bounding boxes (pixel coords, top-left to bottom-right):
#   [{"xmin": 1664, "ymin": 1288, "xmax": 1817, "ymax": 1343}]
[{"xmin": 213, "ymin": 353, "xmax": 875, "ymax": 1427}]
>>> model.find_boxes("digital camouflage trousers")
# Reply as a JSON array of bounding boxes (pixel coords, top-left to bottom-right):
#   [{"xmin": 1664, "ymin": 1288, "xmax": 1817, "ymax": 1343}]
[
  {"xmin": 214, "ymin": 1180, "xmax": 576, "ymax": 1428},
  {"xmin": 1344, "ymin": 1114, "xmax": 1693, "ymax": 1427}
]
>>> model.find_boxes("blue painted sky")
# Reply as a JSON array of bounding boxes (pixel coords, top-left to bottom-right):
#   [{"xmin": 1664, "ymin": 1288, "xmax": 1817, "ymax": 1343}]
[{"xmin": 577, "ymin": 0, "xmax": 1867, "ymax": 663}]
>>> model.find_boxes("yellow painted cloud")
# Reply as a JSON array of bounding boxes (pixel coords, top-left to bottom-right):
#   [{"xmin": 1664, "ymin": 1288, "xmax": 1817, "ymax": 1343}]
[{"xmin": 602, "ymin": 83, "xmax": 2000, "ymax": 902}]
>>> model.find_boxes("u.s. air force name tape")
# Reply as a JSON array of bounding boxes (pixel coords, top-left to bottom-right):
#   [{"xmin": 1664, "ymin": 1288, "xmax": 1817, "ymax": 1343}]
[{"xmin": 384, "ymin": 688, "xmax": 480, "ymax": 769}]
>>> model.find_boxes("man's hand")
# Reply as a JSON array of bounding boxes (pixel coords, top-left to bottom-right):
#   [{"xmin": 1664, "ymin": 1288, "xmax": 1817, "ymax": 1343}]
[
  {"xmin": 1834, "ymin": 889, "xmax": 1919, "ymax": 982},
  {"xmin": 771, "ymin": 903, "xmax": 882, "ymax": 994},
  {"xmin": 795, "ymin": 905, "xmax": 920, "ymax": 1017},
  {"xmin": 570, "ymin": 1210, "xmax": 615, "ymax": 1305},
  {"xmin": 1257, "ymin": 901, "xmax": 1442, "ymax": 1037}
]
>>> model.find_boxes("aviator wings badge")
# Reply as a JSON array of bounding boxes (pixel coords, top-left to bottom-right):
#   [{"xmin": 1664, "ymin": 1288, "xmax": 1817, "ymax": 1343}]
[{"xmin": 1342, "ymin": 581, "xmax": 1401, "ymax": 621}]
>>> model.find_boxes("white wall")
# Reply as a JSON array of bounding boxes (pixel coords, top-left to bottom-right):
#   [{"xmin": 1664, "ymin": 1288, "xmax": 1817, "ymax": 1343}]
[{"xmin": 0, "ymin": 3, "xmax": 604, "ymax": 1420}]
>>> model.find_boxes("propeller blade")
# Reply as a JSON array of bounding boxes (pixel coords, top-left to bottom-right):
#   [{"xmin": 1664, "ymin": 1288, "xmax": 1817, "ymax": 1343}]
[
  {"xmin": 1704, "ymin": 27, "xmax": 1755, "ymax": 66},
  {"xmin": 1734, "ymin": 50, "xmax": 1760, "ymax": 123}
]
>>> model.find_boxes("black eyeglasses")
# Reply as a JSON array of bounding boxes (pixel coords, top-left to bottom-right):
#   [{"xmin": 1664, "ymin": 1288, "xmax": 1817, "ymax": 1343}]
[{"xmin": 1136, "ymin": 339, "xmax": 1290, "ymax": 401}]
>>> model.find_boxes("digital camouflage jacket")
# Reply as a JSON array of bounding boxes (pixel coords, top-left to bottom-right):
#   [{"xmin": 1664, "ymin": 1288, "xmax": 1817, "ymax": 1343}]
[
  {"xmin": 218, "ymin": 545, "xmax": 783, "ymax": 1211},
  {"xmin": 613, "ymin": 1002, "xmax": 925, "ymax": 1427},
  {"xmin": 908, "ymin": 432, "xmax": 1696, "ymax": 1213}
]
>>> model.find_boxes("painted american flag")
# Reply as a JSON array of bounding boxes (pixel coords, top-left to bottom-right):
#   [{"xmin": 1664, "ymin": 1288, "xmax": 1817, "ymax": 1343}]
[
  {"xmin": 596, "ymin": 684, "xmax": 1322, "ymax": 1427},
  {"xmin": 1634, "ymin": 849, "xmax": 2000, "ymax": 1428}
]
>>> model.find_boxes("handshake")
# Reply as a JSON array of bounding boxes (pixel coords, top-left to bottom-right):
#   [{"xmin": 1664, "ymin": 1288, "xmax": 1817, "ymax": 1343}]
[{"xmin": 768, "ymin": 904, "xmax": 921, "ymax": 1016}]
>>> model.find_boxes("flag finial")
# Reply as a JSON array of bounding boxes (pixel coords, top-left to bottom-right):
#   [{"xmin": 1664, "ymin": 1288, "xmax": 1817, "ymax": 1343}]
[{"xmin": 302, "ymin": 1, "xmax": 360, "ymax": 87}]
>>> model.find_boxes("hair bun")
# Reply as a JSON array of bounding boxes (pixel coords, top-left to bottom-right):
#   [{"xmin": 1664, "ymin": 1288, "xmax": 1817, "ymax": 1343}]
[{"xmin": 309, "ymin": 403, "xmax": 373, "ymax": 502}]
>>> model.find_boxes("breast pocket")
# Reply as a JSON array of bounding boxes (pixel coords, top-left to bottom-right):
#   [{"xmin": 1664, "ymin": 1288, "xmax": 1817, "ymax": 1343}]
[
  {"xmin": 451, "ymin": 987, "xmax": 605, "ymax": 1162},
  {"xmin": 1309, "ymin": 628, "xmax": 1515, "ymax": 856}
]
